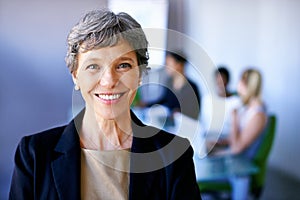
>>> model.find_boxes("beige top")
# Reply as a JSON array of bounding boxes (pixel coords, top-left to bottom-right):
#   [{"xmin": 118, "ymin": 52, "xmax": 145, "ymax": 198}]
[{"xmin": 81, "ymin": 148, "xmax": 130, "ymax": 200}]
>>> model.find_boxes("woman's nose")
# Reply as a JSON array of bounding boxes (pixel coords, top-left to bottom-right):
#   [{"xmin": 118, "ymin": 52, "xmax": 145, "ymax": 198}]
[{"xmin": 99, "ymin": 67, "xmax": 118, "ymax": 88}]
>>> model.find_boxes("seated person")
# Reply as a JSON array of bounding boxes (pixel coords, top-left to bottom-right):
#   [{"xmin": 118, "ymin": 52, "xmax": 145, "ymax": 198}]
[
  {"xmin": 207, "ymin": 68, "xmax": 267, "ymax": 158},
  {"xmin": 215, "ymin": 66, "xmax": 236, "ymax": 97},
  {"xmin": 146, "ymin": 51, "xmax": 201, "ymax": 120},
  {"xmin": 201, "ymin": 66, "xmax": 241, "ymax": 139}
]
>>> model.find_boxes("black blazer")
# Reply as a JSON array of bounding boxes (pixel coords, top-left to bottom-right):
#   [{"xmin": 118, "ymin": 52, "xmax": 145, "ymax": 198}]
[{"xmin": 9, "ymin": 111, "xmax": 201, "ymax": 200}]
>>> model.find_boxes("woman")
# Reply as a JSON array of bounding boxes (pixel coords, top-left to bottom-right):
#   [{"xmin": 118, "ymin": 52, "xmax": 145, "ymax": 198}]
[
  {"xmin": 229, "ymin": 68, "xmax": 267, "ymax": 157},
  {"xmin": 9, "ymin": 10, "xmax": 201, "ymax": 199},
  {"xmin": 208, "ymin": 68, "xmax": 267, "ymax": 157}
]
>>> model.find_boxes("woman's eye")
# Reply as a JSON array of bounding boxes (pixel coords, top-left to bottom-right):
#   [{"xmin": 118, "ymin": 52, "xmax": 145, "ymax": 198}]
[
  {"xmin": 86, "ymin": 64, "xmax": 99, "ymax": 70},
  {"xmin": 116, "ymin": 63, "xmax": 132, "ymax": 71}
]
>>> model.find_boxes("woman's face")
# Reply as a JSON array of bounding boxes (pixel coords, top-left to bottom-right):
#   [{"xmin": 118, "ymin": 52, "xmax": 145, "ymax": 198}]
[
  {"xmin": 237, "ymin": 80, "xmax": 247, "ymax": 98},
  {"xmin": 165, "ymin": 55, "xmax": 183, "ymax": 76},
  {"xmin": 73, "ymin": 40, "xmax": 140, "ymax": 120},
  {"xmin": 215, "ymin": 73, "xmax": 227, "ymax": 96}
]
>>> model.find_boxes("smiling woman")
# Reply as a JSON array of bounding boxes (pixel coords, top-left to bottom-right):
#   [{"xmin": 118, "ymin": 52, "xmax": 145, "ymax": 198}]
[
  {"xmin": 9, "ymin": 9, "xmax": 201, "ymax": 200},
  {"xmin": 75, "ymin": 41, "xmax": 140, "ymax": 149},
  {"xmin": 75, "ymin": 40, "xmax": 141, "ymax": 150}
]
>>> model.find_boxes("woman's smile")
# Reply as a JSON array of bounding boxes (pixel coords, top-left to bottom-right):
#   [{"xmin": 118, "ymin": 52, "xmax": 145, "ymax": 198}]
[
  {"xmin": 94, "ymin": 91, "xmax": 127, "ymax": 104},
  {"xmin": 73, "ymin": 39, "xmax": 140, "ymax": 119}
]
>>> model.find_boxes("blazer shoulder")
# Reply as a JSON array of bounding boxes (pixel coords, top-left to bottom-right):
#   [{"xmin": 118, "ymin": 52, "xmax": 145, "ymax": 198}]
[
  {"xmin": 20, "ymin": 125, "xmax": 67, "ymax": 151},
  {"xmin": 151, "ymin": 127, "xmax": 191, "ymax": 153}
]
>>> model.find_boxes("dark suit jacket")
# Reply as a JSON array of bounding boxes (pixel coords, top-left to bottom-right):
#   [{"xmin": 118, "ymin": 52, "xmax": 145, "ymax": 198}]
[
  {"xmin": 9, "ymin": 111, "xmax": 201, "ymax": 200},
  {"xmin": 146, "ymin": 77, "xmax": 201, "ymax": 120}
]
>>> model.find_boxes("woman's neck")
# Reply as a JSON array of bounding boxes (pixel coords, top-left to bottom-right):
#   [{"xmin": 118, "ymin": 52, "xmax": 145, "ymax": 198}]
[
  {"xmin": 79, "ymin": 107, "xmax": 133, "ymax": 151},
  {"xmin": 247, "ymin": 97, "xmax": 262, "ymax": 108}
]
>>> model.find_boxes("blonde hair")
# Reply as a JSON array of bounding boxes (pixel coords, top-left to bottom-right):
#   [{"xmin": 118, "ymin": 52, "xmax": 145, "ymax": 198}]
[{"xmin": 240, "ymin": 69, "xmax": 262, "ymax": 104}]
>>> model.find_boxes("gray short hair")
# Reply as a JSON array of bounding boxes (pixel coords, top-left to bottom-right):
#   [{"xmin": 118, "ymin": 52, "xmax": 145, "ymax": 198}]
[{"xmin": 65, "ymin": 10, "xmax": 149, "ymax": 75}]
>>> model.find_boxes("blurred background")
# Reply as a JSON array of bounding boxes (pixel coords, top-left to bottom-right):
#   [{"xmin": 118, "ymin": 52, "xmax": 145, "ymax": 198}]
[{"xmin": 1, "ymin": 0, "xmax": 300, "ymax": 199}]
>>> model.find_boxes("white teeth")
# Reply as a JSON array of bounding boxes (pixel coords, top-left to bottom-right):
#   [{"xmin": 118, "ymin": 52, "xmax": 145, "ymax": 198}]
[{"xmin": 98, "ymin": 94, "xmax": 121, "ymax": 100}]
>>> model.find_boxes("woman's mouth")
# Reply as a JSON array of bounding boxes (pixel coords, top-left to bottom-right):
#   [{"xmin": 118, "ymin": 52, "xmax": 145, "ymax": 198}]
[{"xmin": 95, "ymin": 92, "xmax": 126, "ymax": 103}]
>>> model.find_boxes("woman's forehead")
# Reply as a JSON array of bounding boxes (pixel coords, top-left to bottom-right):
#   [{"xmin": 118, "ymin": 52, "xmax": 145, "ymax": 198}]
[{"xmin": 78, "ymin": 40, "xmax": 136, "ymax": 63}]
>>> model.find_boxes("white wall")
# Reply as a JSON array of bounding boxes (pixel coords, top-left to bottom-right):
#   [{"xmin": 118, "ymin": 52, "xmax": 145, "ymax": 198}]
[{"xmin": 184, "ymin": 0, "xmax": 300, "ymax": 179}]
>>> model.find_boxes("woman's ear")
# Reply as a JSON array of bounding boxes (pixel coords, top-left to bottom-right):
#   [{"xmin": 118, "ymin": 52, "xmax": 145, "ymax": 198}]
[{"xmin": 72, "ymin": 71, "xmax": 80, "ymax": 90}]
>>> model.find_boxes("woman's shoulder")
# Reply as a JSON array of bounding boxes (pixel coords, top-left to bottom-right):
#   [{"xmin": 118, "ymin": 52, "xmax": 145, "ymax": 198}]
[
  {"xmin": 26, "ymin": 125, "xmax": 66, "ymax": 139},
  {"xmin": 149, "ymin": 127, "xmax": 191, "ymax": 154},
  {"xmin": 156, "ymin": 129, "xmax": 189, "ymax": 144},
  {"xmin": 250, "ymin": 100, "xmax": 267, "ymax": 113},
  {"xmin": 150, "ymin": 125, "xmax": 189, "ymax": 142},
  {"xmin": 133, "ymin": 125, "xmax": 190, "ymax": 152},
  {"xmin": 18, "ymin": 124, "xmax": 69, "ymax": 152}
]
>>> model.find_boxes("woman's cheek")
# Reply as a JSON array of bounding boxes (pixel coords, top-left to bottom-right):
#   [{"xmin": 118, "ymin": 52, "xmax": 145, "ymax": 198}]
[
  {"xmin": 120, "ymin": 70, "xmax": 140, "ymax": 90},
  {"xmin": 237, "ymin": 81, "xmax": 245, "ymax": 96}
]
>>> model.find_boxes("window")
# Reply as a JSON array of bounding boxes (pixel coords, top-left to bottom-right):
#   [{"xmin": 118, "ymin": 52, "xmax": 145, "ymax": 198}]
[{"xmin": 109, "ymin": 0, "xmax": 169, "ymax": 69}]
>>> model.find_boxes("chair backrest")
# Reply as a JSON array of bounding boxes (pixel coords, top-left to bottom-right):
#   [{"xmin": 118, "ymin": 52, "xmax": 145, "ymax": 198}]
[
  {"xmin": 254, "ymin": 114, "xmax": 276, "ymax": 164},
  {"xmin": 251, "ymin": 114, "xmax": 277, "ymax": 191}
]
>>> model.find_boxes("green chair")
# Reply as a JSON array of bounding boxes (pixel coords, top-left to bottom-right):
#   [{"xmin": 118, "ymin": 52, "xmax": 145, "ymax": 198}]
[{"xmin": 198, "ymin": 114, "xmax": 277, "ymax": 199}]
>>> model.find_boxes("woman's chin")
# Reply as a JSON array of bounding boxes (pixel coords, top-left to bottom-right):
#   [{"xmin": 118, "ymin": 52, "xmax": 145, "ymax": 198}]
[{"xmin": 94, "ymin": 107, "xmax": 129, "ymax": 121}]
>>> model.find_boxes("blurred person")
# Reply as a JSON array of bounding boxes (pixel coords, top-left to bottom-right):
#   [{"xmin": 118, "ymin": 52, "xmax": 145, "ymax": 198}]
[
  {"xmin": 229, "ymin": 68, "xmax": 267, "ymax": 157},
  {"xmin": 208, "ymin": 68, "xmax": 267, "ymax": 158},
  {"xmin": 146, "ymin": 51, "xmax": 201, "ymax": 120},
  {"xmin": 215, "ymin": 66, "xmax": 235, "ymax": 97},
  {"xmin": 201, "ymin": 66, "xmax": 241, "ymax": 140},
  {"xmin": 9, "ymin": 10, "xmax": 201, "ymax": 199}
]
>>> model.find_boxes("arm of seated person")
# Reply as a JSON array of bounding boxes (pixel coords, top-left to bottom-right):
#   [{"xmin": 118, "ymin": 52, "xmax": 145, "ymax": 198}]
[
  {"xmin": 206, "ymin": 138, "xmax": 230, "ymax": 156},
  {"xmin": 229, "ymin": 110, "xmax": 267, "ymax": 155}
]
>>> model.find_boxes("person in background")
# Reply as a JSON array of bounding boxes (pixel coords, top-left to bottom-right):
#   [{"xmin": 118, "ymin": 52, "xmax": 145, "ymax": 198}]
[
  {"xmin": 146, "ymin": 51, "xmax": 201, "ymax": 120},
  {"xmin": 9, "ymin": 10, "xmax": 201, "ymax": 199},
  {"xmin": 229, "ymin": 68, "xmax": 267, "ymax": 157},
  {"xmin": 208, "ymin": 68, "xmax": 267, "ymax": 158},
  {"xmin": 201, "ymin": 66, "xmax": 241, "ymax": 143},
  {"xmin": 215, "ymin": 66, "xmax": 235, "ymax": 97}
]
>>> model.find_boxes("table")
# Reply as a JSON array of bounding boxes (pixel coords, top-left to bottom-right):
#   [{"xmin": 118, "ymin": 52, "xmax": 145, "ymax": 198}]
[{"xmin": 193, "ymin": 155, "xmax": 258, "ymax": 200}]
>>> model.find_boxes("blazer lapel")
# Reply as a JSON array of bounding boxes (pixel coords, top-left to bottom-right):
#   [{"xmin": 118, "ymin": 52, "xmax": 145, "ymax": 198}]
[
  {"xmin": 51, "ymin": 120, "xmax": 81, "ymax": 200},
  {"xmin": 129, "ymin": 111, "xmax": 166, "ymax": 199}
]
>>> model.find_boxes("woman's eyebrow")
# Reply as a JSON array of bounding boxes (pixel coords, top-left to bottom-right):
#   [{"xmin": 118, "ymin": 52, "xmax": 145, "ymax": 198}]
[
  {"xmin": 80, "ymin": 57, "xmax": 102, "ymax": 65},
  {"xmin": 115, "ymin": 56, "xmax": 135, "ymax": 63}
]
